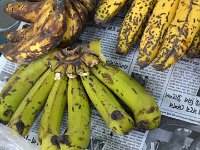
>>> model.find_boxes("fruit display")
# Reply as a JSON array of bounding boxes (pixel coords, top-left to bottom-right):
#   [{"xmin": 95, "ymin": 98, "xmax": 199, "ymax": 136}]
[
  {"xmin": 0, "ymin": 0, "xmax": 96, "ymax": 64},
  {"xmin": 95, "ymin": 0, "xmax": 200, "ymax": 70},
  {"xmin": 0, "ymin": 41, "xmax": 161, "ymax": 150}
]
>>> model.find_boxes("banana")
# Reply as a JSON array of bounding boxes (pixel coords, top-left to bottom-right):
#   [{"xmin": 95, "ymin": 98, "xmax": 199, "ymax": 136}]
[
  {"xmin": 137, "ymin": 0, "xmax": 180, "ymax": 68},
  {"xmin": 5, "ymin": 1, "xmax": 44, "ymax": 23},
  {"xmin": 39, "ymin": 66, "xmax": 67, "ymax": 150},
  {"xmin": 94, "ymin": 0, "xmax": 128, "ymax": 24},
  {"xmin": 72, "ymin": 0, "xmax": 88, "ymax": 25},
  {"xmin": 116, "ymin": 0, "xmax": 156, "ymax": 55},
  {"xmin": 81, "ymin": 74, "xmax": 134, "ymax": 135},
  {"xmin": 0, "ymin": 0, "xmax": 66, "ymax": 64},
  {"xmin": 0, "ymin": 51, "xmax": 58, "ymax": 124},
  {"xmin": 59, "ymin": 77, "xmax": 90, "ymax": 150},
  {"xmin": 8, "ymin": 68, "xmax": 55, "ymax": 136},
  {"xmin": 153, "ymin": 0, "xmax": 200, "ymax": 71},
  {"xmin": 78, "ymin": 0, "xmax": 96, "ymax": 12},
  {"xmin": 59, "ymin": 0, "xmax": 82, "ymax": 48},
  {"xmin": 6, "ymin": 27, "xmax": 32, "ymax": 43},
  {"xmin": 186, "ymin": 29, "xmax": 200, "ymax": 58},
  {"xmin": 91, "ymin": 63, "xmax": 161, "ymax": 131}
]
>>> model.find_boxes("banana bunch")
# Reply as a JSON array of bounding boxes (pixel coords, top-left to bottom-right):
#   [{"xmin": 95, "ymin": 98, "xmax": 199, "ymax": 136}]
[
  {"xmin": 95, "ymin": 0, "xmax": 200, "ymax": 71},
  {"xmin": 0, "ymin": 41, "xmax": 161, "ymax": 149},
  {"xmin": 0, "ymin": 0, "xmax": 96, "ymax": 64}
]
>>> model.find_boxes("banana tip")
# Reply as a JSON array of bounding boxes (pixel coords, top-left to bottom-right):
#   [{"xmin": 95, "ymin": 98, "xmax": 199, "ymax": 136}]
[
  {"xmin": 116, "ymin": 47, "xmax": 128, "ymax": 55},
  {"xmin": 94, "ymin": 18, "xmax": 105, "ymax": 26}
]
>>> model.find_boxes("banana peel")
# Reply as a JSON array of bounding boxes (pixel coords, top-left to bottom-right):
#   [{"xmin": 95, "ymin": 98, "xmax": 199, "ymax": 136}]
[{"xmin": 0, "ymin": 0, "xmax": 66, "ymax": 64}]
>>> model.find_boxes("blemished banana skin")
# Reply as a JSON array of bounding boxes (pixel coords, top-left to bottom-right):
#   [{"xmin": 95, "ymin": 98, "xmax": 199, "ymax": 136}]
[
  {"xmin": 137, "ymin": 0, "xmax": 180, "ymax": 68},
  {"xmin": 0, "ymin": 0, "xmax": 66, "ymax": 64},
  {"xmin": 91, "ymin": 63, "xmax": 161, "ymax": 131},
  {"xmin": 94, "ymin": 0, "xmax": 128, "ymax": 24},
  {"xmin": 116, "ymin": 0, "xmax": 157, "ymax": 55},
  {"xmin": 60, "ymin": 0, "xmax": 82, "ymax": 47},
  {"xmin": 39, "ymin": 66, "xmax": 68, "ymax": 150},
  {"xmin": 8, "ymin": 68, "xmax": 55, "ymax": 136},
  {"xmin": 186, "ymin": 29, "xmax": 200, "ymax": 58},
  {"xmin": 81, "ymin": 74, "xmax": 134, "ymax": 135},
  {"xmin": 153, "ymin": 0, "xmax": 200, "ymax": 71},
  {"xmin": 0, "ymin": 51, "xmax": 58, "ymax": 124},
  {"xmin": 59, "ymin": 77, "xmax": 90, "ymax": 150}
]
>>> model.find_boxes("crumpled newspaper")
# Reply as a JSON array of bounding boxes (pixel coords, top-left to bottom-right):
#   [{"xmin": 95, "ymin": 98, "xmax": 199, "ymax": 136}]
[{"xmin": 0, "ymin": 124, "xmax": 39, "ymax": 150}]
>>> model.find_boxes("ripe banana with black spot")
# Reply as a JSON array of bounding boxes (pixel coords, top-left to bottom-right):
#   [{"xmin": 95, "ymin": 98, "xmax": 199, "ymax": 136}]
[
  {"xmin": 39, "ymin": 66, "xmax": 67, "ymax": 150},
  {"xmin": 81, "ymin": 74, "xmax": 134, "ymax": 135},
  {"xmin": 153, "ymin": 0, "xmax": 200, "ymax": 71},
  {"xmin": 8, "ymin": 68, "xmax": 55, "ymax": 136},
  {"xmin": 94, "ymin": 0, "xmax": 128, "ymax": 25},
  {"xmin": 78, "ymin": 0, "xmax": 96, "ymax": 12},
  {"xmin": 91, "ymin": 63, "xmax": 161, "ymax": 131},
  {"xmin": 59, "ymin": 0, "xmax": 82, "ymax": 48},
  {"xmin": 137, "ymin": 0, "xmax": 180, "ymax": 68},
  {"xmin": 59, "ymin": 77, "xmax": 90, "ymax": 150},
  {"xmin": 116, "ymin": 0, "xmax": 156, "ymax": 55},
  {"xmin": 186, "ymin": 29, "xmax": 200, "ymax": 58},
  {"xmin": 0, "ymin": 51, "xmax": 58, "ymax": 124},
  {"xmin": 0, "ymin": 0, "xmax": 66, "ymax": 64},
  {"xmin": 72, "ymin": 0, "xmax": 88, "ymax": 25}
]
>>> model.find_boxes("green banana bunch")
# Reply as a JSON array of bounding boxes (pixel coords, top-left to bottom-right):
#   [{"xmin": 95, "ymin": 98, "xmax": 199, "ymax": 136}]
[
  {"xmin": 91, "ymin": 63, "xmax": 161, "ymax": 130},
  {"xmin": 39, "ymin": 66, "xmax": 67, "ymax": 150},
  {"xmin": 59, "ymin": 77, "xmax": 90, "ymax": 150},
  {"xmin": 81, "ymin": 74, "xmax": 134, "ymax": 135},
  {"xmin": 0, "ymin": 50, "xmax": 59, "ymax": 124},
  {"xmin": 8, "ymin": 68, "xmax": 55, "ymax": 136}
]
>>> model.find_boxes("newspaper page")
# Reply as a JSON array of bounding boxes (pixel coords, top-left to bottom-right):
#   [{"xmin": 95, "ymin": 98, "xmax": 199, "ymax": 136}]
[{"xmin": 1, "ymin": 5, "xmax": 200, "ymax": 150}]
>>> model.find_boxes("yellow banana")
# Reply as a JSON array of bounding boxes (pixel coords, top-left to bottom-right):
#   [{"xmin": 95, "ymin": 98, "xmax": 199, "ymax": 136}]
[
  {"xmin": 94, "ymin": 0, "xmax": 128, "ymax": 24},
  {"xmin": 153, "ymin": 0, "xmax": 200, "ymax": 71},
  {"xmin": 59, "ymin": 77, "xmax": 90, "ymax": 150},
  {"xmin": 0, "ymin": 51, "xmax": 58, "ymax": 124},
  {"xmin": 186, "ymin": 29, "xmax": 200, "ymax": 58},
  {"xmin": 8, "ymin": 68, "xmax": 55, "ymax": 136},
  {"xmin": 39, "ymin": 66, "xmax": 67, "ymax": 150},
  {"xmin": 116, "ymin": 0, "xmax": 156, "ymax": 55},
  {"xmin": 78, "ymin": 0, "xmax": 96, "ymax": 12},
  {"xmin": 137, "ymin": 0, "xmax": 180, "ymax": 68},
  {"xmin": 60, "ymin": 0, "xmax": 82, "ymax": 47},
  {"xmin": 91, "ymin": 63, "xmax": 161, "ymax": 131},
  {"xmin": 81, "ymin": 74, "xmax": 134, "ymax": 135}
]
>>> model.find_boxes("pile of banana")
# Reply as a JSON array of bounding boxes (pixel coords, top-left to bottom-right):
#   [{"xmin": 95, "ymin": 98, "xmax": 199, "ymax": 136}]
[
  {"xmin": 0, "ymin": 41, "xmax": 161, "ymax": 150},
  {"xmin": 0, "ymin": 0, "xmax": 95, "ymax": 64},
  {"xmin": 95, "ymin": 0, "xmax": 200, "ymax": 71}
]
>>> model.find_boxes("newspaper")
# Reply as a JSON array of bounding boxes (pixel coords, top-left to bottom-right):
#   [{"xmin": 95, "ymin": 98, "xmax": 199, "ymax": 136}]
[{"xmin": 1, "ymin": 7, "xmax": 200, "ymax": 150}]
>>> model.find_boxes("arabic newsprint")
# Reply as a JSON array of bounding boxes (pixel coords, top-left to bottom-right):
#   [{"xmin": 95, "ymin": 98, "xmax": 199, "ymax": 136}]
[{"xmin": 1, "ymin": 10, "xmax": 200, "ymax": 150}]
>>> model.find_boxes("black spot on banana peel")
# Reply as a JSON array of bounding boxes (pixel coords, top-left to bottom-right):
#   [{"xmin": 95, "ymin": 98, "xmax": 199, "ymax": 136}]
[
  {"xmin": 81, "ymin": 74, "xmax": 134, "ymax": 135},
  {"xmin": 0, "ymin": 0, "xmax": 66, "ymax": 64},
  {"xmin": 5, "ymin": 1, "xmax": 44, "ymax": 23},
  {"xmin": 91, "ymin": 63, "xmax": 161, "ymax": 131}
]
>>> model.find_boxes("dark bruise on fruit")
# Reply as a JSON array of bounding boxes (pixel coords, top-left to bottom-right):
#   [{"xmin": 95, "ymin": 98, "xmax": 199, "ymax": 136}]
[
  {"xmin": 137, "ymin": 120, "xmax": 149, "ymax": 132},
  {"xmin": 14, "ymin": 120, "xmax": 25, "ymax": 135},
  {"xmin": 3, "ymin": 107, "xmax": 13, "ymax": 117},
  {"xmin": 0, "ymin": 119, "xmax": 8, "ymax": 125},
  {"xmin": 1, "ymin": 86, "xmax": 12, "ymax": 99},
  {"xmin": 111, "ymin": 110, "xmax": 124, "ymax": 120},
  {"xmin": 58, "ymin": 135, "xmax": 71, "ymax": 146},
  {"xmin": 51, "ymin": 135, "xmax": 60, "ymax": 148},
  {"xmin": 101, "ymin": 73, "xmax": 113, "ymax": 84}
]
